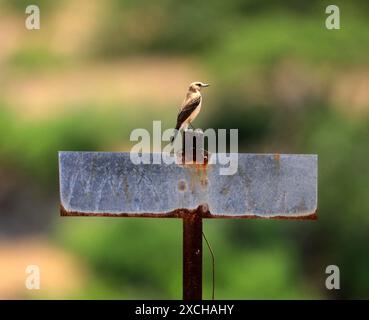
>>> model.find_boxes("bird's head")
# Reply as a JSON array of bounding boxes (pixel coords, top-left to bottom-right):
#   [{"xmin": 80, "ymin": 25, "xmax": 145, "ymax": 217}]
[{"xmin": 189, "ymin": 81, "xmax": 210, "ymax": 92}]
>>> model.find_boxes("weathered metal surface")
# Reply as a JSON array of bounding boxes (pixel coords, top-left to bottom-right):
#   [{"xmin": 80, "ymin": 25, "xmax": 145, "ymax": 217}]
[
  {"xmin": 183, "ymin": 212, "xmax": 202, "ymax": 300},
  {"xmin": 59, "ymin": 151, "xmax": 317, "ymax": 218}
]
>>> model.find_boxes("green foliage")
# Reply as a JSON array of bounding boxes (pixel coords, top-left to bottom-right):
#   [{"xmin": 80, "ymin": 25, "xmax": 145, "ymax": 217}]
[
  {"xmin": 1, "ymin": 0, "xmax": 369, "ymax": 299},
  {"xmin": 0, "ymin": 104, "xmax": 169, "ymax": 186},
  {"xmin": 206, "ymin": 89, "xmax": 273, "ymax": 146},
  {"xmin": 205, "ymin": 13, "xmax": 369, "ymax": 78},
  {"xmin": 57, "ymin": 218, "xmax": 183, "ymax": 299},
  {"xmin": 8, "ymin": 47, "xmax": 67, "ymax": 71},
  {"xmin": 300, "ymin": 108, "xmax": 369, "ymax": 297},
  {"xmin": 1, "ymin": 0, "xmax": 59, "ymax": 12}
]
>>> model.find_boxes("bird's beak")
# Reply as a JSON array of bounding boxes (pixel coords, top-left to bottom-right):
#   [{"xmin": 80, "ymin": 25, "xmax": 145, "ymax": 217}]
[{"xmin": 202, "ymin": 83, "xmax": 210, "ymax": 87}]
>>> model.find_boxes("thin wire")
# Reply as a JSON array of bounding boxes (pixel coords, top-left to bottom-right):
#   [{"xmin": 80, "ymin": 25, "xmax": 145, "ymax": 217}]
[{"xmin": 202, "ymin": 230, "xmax": 215, "ymax": 300}]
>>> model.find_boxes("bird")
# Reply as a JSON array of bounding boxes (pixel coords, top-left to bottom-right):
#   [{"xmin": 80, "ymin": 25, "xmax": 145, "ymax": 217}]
[{"xmin": 170, "ymin": 81, "xmax": 210, "ymax": 144}]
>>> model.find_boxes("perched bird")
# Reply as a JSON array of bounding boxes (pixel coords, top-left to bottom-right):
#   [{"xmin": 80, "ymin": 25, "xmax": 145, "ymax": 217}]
[{"xmin": 171, "ymin": 81, "xmax": 210, "ymax": 143}]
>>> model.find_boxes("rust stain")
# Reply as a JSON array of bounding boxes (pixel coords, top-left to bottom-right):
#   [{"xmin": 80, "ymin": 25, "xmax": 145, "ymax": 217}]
[
  {"xmin": 60, "ymin": 204, "xmax": 317, "ymax": 220},
  {"xmin": 201, "ymin": 177, "xmax": 209, "ymax": 187},
  {"xmin": 178, "ymin": 149, "xmax": 210, "ymax": 191},
  {"xmin": 178, "ymin": 179, "xmax": 187, "ymax": 192},
  {"xmin": 203, "ymin": 212, "xmax": 318, "ymax": 220},
  {"xmin": 296, "ymin": 198, "xmax": 308, "ymax": 212},
  {"xmin": 188, "ymin": 168, "xmax": 196, "ymax": 194},
  {"xmin": 60, "ymin": 204, "xmax": 200, "ymax": 219},
  {"xmin": 273, "ymin": 153, "xmax": 281, "ymax": 171},
  {"xmin": 220, "ymin": 186, "xmax": 230, "ymax": 195},
  {"xmin": 178, "ymin": 149, "xmax": 209, "ymax": 167},
  {"xmin": 123, "ymin": 176, "xmax": 131, "ymax": 202},
  {"xmin": 194, "ymin": 162, "xmax": 208, "ymax": 188}
]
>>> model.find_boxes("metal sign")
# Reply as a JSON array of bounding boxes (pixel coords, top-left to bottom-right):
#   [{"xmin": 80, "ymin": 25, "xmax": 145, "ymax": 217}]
[{"xmin": 59, "ymin": 151, "xmax": 317, "ymax": 219}]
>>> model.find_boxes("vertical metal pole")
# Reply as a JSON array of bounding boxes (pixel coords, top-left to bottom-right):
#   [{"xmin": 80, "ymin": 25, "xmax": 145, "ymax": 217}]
[
  {"xmin": 183, "ymin": 212, "xmax": 202, "ymax": 300},
  {"xmin": 182, "ymin": 130, "xmax": 203, "ymax": 300}
]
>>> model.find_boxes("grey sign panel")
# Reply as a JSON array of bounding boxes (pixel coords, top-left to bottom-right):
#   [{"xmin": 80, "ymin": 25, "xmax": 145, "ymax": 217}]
[{"xmin": 59, "ymin": 152, "xmax": 317, "ymax": 219}]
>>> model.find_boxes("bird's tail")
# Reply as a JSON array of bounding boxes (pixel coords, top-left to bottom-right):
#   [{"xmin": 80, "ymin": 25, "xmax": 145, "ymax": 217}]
[{"xmin": 170, "ymin": 126, "xmax": 180, "ymax": 144}]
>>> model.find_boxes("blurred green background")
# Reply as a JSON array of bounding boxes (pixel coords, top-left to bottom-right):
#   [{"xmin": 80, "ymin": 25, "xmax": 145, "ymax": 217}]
[{"xmin": 0, "ymin": 0, "xmax": 368, "ymax": 299}]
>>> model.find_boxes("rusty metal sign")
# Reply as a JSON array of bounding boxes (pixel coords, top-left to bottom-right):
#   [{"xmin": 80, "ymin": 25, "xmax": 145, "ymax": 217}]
[{"xmin": 59, "ymin": 152, "xmax": 317, "ymax": 219}]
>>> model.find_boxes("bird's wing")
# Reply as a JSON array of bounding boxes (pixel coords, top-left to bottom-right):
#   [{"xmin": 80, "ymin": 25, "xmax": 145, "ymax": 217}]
[{"xmin": 175, "ymin": 95, "xmax": 201, "ymax": 129}]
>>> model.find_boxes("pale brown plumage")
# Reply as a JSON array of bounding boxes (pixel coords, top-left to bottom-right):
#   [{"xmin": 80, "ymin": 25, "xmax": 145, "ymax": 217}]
[{"xmin": 171, "ymin": 81, "xmax": 209, "ymax": 143}]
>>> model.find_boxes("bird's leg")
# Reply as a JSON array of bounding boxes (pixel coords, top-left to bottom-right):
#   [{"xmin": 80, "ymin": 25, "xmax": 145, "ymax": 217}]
[{"xmin": 189, "ymin": 123, "xmax": 195, "ymax": 130}]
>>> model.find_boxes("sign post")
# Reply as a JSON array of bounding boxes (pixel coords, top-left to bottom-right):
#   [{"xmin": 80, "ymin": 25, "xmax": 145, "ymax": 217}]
[{"xmin": 58, "ymin": 134, "xmax": 317, "ymax": 299}]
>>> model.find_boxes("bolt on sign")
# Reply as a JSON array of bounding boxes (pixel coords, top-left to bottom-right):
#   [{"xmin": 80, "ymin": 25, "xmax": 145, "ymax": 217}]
[{"xmin": 58, "ymin": 131, "xmax": 318, "ymax": 300}]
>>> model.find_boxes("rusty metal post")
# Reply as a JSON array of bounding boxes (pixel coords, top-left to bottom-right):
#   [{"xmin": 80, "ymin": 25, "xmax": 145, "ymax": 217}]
[
  {"xmin": 182, "ymin": 129, "xmax": 204, "ymax": 300},
  {"xmin": 183, "ymin": 211, "xmax": 202, "ymax": 300}
]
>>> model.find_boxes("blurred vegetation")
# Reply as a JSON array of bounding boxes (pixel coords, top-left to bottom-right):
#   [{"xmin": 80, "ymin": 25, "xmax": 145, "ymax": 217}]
[
  {"xmin": 1, "ymin": 0, "xmax": 58, "ymax": 12},
  {"xmin": 7, "ymin": 47, "xmax": 66, "ymax": 70},
  {"xmin": 0, "ymin": 0, "xmax": 368, "ymax": 299}
]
